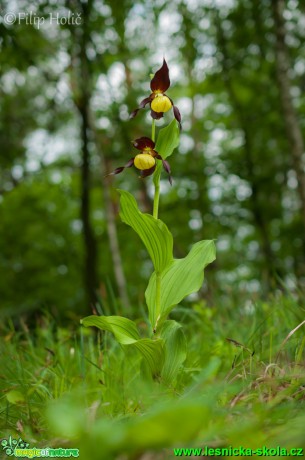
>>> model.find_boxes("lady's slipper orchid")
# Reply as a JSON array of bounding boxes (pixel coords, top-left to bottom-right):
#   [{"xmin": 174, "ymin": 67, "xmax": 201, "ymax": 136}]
[
  {"xmin": 130, "ymin": 59, "xmax": 182, "ymax": 129},
  {"xmin": 108, "ymin": 137, "xmax": 172, "ymax": 183}
]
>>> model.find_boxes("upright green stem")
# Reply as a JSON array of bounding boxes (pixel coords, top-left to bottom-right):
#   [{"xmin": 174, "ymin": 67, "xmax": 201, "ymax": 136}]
[
  {"xmin": 154, "ymin": 272, "xmax": 161, "ymax": 333},
  {"xmin": 152, "ymin": 119, "xmax": 161, "ymax": 219},
  {"xmin": 153, "ymin": 173, "xmax": 161, "ymax": 219},
  {"xmin": 152, "ymin": 118, "xmax": 161, "ymax": 333},
  {"xmin": 151, "ymin": 118, "xmax": 156, "ymax": 143}
]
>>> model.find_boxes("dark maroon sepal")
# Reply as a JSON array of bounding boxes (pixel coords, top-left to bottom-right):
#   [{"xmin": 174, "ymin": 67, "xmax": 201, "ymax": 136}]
[
  {"xmin": 150, "ymin": 59, "xmax": 170, "ymax": 93},
  {"xmin": 139, "ymin": 165, "xmax": 156, "ymax": 178},
  {"xmin": 133, "ymin": 137, "xmax": 155, "ymax": 151},
  {"xmin": 151, "ymin": 109, "xmax": 164, "ymax": 120}
]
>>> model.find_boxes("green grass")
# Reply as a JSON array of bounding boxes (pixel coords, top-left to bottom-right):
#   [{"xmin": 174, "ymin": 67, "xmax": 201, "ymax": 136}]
[{"xmin": 1, "ymin": 293, "xmax": 305, "ymax": 459}]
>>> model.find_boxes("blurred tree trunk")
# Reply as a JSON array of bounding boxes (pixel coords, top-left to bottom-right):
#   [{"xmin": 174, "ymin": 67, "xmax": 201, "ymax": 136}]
[
  {"xmin": 104, "ymin": 174, "xmax": 130, "ymax": 309},
  {"xmin": 79, "ymin": 94, "xmax": 98, "ymax": 309},
  {"xmin": 97, "ymin": 147, "xmax": 130, "ymax": 309},
  {"xmin": 215, "ymin": 13, "xmax": 275, "ymax": 289},
  {"xmin": 69, "ymin": 0, "xmax": 99, "ymax": 308},
  {"xmin": 92, "ymin": 33, "xmax": 134, "ymax": 309},
  {"xmin": 272, "ymin": 0, "xmax": 305, "ymax": 232},
  {"xmin": 74, "ymin": 0, "xmax": 131, "ymax": 311}
]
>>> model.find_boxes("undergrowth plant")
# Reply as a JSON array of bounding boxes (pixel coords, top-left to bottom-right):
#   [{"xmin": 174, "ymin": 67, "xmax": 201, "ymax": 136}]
[{"xmin": 81, "ymin": 59, "xmax": 216, "ymax": 384}]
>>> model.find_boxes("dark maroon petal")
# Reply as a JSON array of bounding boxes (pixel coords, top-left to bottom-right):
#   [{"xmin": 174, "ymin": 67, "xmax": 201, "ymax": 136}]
[
  {"xmin": 139, "ymin": 96, "xmax": 153, "ymax": 108},
  {"xmin": 162, "ymin": 159, "xmax": 171, "ymax": 174},
  {"xmin": 139, "ymin": 165, "xmax": 156, "ymax": 178},
  {"xmin": 150, "ymin": 109, "xmax": 164, "ymax": 120},
  {"xmin": 150, "ymin": 59, "xmax": 170, "ymax": 92},
  {"xmin": 155, "ymin": 155, "xmax": 172, "ymax": 185},
  {"xmin": 130, "ymin": 108, "xmax": 140, "ymax": 119},
  {"xmin": 106, "ymin": 158, "xmax": 134, "ymax": 176},
  {"xmin": 162, "ymin": 160, "xmax": 172, "ymax": 185},
  {"xmin": 124, "ymin": 158, "xmax": 135, "ymax": 168},
  {"xmin": 173, "ymin": 105, "xmax": 182, "ymax": 130},
  {"xmin": 108, "ymin": 167, "xmax": 125, "ymax": 176},
  {"xmin": 133, "ymin": 137, "xmax": 155, "ymax": 151},
  {"xmin": 168, "ymin": 97, "xmax": 182, "ymax": 130},
  {"xmin": 130, "ymin": 96, "xmax": 152, "ymax": 119}
]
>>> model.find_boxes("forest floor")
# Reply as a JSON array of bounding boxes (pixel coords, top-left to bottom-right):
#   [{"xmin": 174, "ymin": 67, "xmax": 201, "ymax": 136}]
[{"xmin": 1, "ymin": 293, "xmax": 305, "ymax": 459}]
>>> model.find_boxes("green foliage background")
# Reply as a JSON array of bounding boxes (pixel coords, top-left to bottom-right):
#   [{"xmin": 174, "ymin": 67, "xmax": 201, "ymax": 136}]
[
  {"xmin": 1, "ymin": 1, "xmax": 305, "ymax": 456},
  {"xmin": 1, "ymin": 0, "xmax": 305, "ymax": 319}
]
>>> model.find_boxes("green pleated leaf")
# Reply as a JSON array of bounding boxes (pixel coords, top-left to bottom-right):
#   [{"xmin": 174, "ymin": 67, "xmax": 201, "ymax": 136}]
[
  {"xmin": 81, "ymin": 315, "xmax": 140, "ymax": 344},
  {"xmin": 81, "ymin": 315, "xmax": 164, "ymax": 375},
  {"xmin": 159, "ymin": 320, "xmax": 187, "ymax": 384},
  {"xmin": 118, "ymin": 189, "xmax": 173, "ymax": 273},
  {"xmin": 155, "ymin": 119, "xmax": 180, "ymax": 160},
  {"xmin": 134, "ymin": 338, "xmax": 164, "ymax": 375},
  {"xmin": 146, "ymin": 240, "xmax": 216, "ymax": 330}
]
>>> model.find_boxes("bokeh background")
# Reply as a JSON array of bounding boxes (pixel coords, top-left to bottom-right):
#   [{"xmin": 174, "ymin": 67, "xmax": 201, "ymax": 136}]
[{"xmin": 1, "ymin": 0, "xmax": 305, "ymax": 320}]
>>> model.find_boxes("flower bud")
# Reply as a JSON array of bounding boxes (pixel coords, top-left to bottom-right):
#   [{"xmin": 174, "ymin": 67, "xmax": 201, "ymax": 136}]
[
  {"xmin": 151, "ymin": 94, "xmax": 172, "ymax": 113},
  {"xmin": 134, "ymin": 153, "xmax": 156, "ymax": 170}
]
